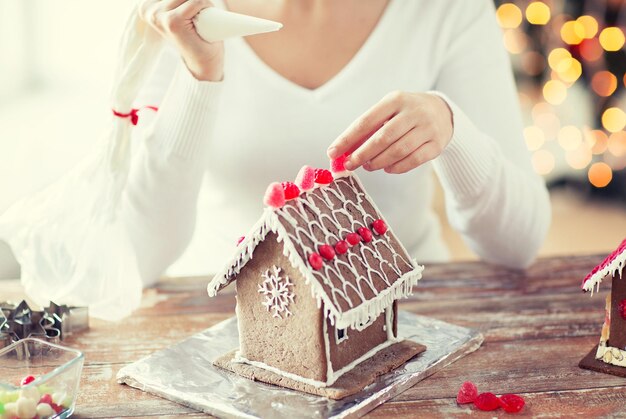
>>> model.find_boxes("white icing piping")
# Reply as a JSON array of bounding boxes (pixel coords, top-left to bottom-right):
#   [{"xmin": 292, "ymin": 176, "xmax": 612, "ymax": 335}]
[
  {"xmin": 583, "ymin": 249, "xmax": 626, "ymax": 295},
  {"xmin": 232, "ymin": 353, "xmax": 329, "ymax": 388},
  {"xmin": 385, "ymin": 306, "xmax": 394, "ymax": 340},
  {"xmin": 234, "ymin": 335, "xmax": 399, "ymax": 388},
  {"xmin": 595, "ymin": 342, "xmax": 626, "ymax": 367}
]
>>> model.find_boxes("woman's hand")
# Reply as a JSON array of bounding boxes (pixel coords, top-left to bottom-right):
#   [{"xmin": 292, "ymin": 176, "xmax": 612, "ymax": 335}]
[
  {"xmin": 327, "ymin": 92, "xmax": 454, "ymax": 174},
  {"xmin": 140, "ymin": 0, "xmax": 224, "ymax": 81}
]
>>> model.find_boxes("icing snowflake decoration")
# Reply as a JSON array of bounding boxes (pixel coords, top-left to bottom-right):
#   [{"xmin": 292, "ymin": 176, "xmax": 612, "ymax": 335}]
[{"xmin": 258, "ymin": 266, "xmax": 295, "ymax": 318}]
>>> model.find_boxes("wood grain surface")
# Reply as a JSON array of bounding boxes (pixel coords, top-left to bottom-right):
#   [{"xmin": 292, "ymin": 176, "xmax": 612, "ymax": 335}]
[{"xmin": 3, "ymin": 254, "xmax": 625, "ymax": 417}]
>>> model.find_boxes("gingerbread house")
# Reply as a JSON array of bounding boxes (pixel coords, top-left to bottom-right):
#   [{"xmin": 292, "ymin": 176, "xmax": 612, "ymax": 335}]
[
  {"xmin": 207, "ymin": 158, "xmax": 425, "ymax": 398},
  {"xmin": 579, "ymin": 238, "xmax": 626, "ymax": 376}
]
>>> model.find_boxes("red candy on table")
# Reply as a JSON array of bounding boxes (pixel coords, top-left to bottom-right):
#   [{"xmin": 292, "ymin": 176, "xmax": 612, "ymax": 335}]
[
  {"xmin": 318, "ymin": 244, "xmax": 336, "ymax": 260},
  {"xmin": 314, "ymin": 169, "xmax": 334, "ymax": 184},
  {"xmin": 281, "ymin": 181, "xmax": 301, "ymax": 200},
  {"xmin": 346, "ymin": 232, "xmax": 361, "ymax": 246},
  {"xmin": 371, "ymin": 219, "xmax": 387, "ymax": 235},
  {"xmin": 334, "ymin": 240, "xmax": 349, "ymax": 255},
  {"xmin": 474, "ymin": 392, "xmax": 500, "ymax": 411},
  {"xmin": 20, "ymin": 375, "xmax": 35, "ymax": 386},
  {"xmin": 456, "ymin": 381, "xmax": 478, "ymax": 404},
  {"xmin": 308, "ymin": 253, "xmax": 324, "ymax": 270},
  {"xmin": 499, "ymin": 394, "xmax": 525, "ymax": 413},
  {"xmin": 358, "ymin": 227, "xmax": 373, "ymax": 243}
]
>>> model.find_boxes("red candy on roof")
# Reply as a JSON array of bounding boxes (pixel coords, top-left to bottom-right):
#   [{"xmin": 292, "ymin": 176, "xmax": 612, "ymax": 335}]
[
  {"xmin": 335, "ymin": 240, "xmax": 349, "ymax": 255},
  {"xmin": 308, "ymin": 253, "xmax": 323, "ymax": 270},
  {"xmin": 282, "ymin": 182, "xmax": 301, "ymax": 200},
  {"xmin": 319, "ymin": 244, "xmax": 336, "ymax": 261},
  {"xmin": 372, "ymin": 219, "xmax": 387, "ymax": 235},
  {"xmin": 314, "ymin": 169, "xmax": 333, "ymax": 184},
  {"xmin": 346, "ymin": 232, "xmax": 361, "ymax": 246},
  {"xmin": 264, "ymin": 182, "xmax": 286, "ymax": 208},
  {"xmin": 330, "ymin": 154, "xmax": 350, "ymax": 173},
  {"xmin": 358, "ymin": 227, "xmax": 373, "ymax": 243},
  {"xmin": 295, "ymin": 165, "xmax": 316, "ymax": 191}
]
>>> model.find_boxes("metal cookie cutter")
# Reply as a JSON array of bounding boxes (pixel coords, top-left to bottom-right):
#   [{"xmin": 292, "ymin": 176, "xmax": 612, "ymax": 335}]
[{"xmin": 0, "ymin": 300, "xmax": 88, "ymax": 349}]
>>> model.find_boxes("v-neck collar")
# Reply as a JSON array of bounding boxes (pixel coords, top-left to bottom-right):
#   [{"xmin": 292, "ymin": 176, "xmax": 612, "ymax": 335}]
[{"xmin": 221, "ymin": 0, "xmax": 398, "ymax": 99}]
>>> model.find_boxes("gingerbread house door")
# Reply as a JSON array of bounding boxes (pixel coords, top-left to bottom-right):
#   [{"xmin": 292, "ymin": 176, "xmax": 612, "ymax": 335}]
[{"xmin": 609, "ymin": 275, "xmax": 626, "ymax": 350}]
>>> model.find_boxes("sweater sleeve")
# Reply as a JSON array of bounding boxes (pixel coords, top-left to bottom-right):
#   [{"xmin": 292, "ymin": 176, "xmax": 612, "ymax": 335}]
[
  {"xmin": 430, "ymin": 0, "xmax": 551, "ymax": 269},
  {"xmin": 122, "ymin": 46, "xmax": 222, "ymax": 285}
]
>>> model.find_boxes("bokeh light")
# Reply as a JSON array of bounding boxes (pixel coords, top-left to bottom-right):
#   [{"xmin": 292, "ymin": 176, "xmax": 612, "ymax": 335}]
[
  {"xmin": 521, "ymin": 51, "xmax": 545, "ymax": 76},
  {"xmin": 608, "ymin": 131, "xmax": 626, "ymax": 157},
  {"xmin": 599, "ymin": 27, "xmax": 625, "ymax": 51},
  {"xmin": 548, "ymin": 48, "xmax": 572, "ymax": 72},
  {"xmin": 586, "ymin": 130, "xmax": 609, "ymax": 155},
  {"xmin": 588, "ymin": 162, "xmax": 613, "ymax": 188},
  {"xmin": 565, "ymin": 145, "xmax": 592, "ymax": 170},
  {"xmin": 503, "ymin": 29, "xmax": 528, "ymax": 54},
  {"xmin": 524, "ymin": 126, "xmax": 546, "ymax": 151},
  {"xmin": 558, "ymin": 125, "xmax": 582, "ymax": 150},
  {"xmin": 560, "ymin": 20, "xmax": 585, "ymax": 45},
  {"xmin": 526, "ymin": 2, "xmax": 550, "ymax": 25},
  {"xmin": 576, "ymin": 15, "xmax": 598, "ymax": 39},
  {"xmin": 496, "ymin": 3, "xmax": 523, "ymax": 29},
  {"xmin": 555, "ymin": 57, "xmax": 582, "ymax": 83},
  {"xmin": 591, "ymin": 71, "xmax": 618, "ymax": 97},
  {"xmin": 532, "ymin": 150, "xmax": 555, "ymax": 175},
  {"xmin": 602, "ymin": 107, "xmax": 626, "ymax": 133},
  {"xmin": 579, "ymin": 38, "xmax": 604, "ymax": 61},
  {"xmin": 543, "ymin": 80, "xmax": 567, "ymax": 105}
]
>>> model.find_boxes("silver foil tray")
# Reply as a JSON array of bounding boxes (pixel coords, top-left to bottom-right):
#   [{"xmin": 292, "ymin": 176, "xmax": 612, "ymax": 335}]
[{"xmin": 117, "ymin": 311, "xmax": 483, "ymax": 418}]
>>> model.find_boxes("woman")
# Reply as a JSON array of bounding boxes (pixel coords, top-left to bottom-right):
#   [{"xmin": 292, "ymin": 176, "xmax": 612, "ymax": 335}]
[{"xmin": 127, "ymin": 0, "xmax": 551, "ymax": 283}]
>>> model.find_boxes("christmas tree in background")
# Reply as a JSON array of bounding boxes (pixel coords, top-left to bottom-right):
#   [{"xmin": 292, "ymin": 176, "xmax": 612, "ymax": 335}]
[{"xmin": 494, "ymin": 0, "xmax": 625, "ymax": 201}]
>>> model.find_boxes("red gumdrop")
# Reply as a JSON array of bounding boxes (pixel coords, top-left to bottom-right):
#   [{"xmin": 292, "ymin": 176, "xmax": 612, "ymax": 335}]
[
  {"xmin": 263, "ymin": 182, "xmax": 286, "ymax": 208},
  {"xmin": 295, "ymin": 165, "xmax": 316, "ymax": 191},
  {"xmin": 346, "ymin": 232, "xmax": 361, "ymax": 246},
  {"xmin": 335, "ymin": 240, "xmax": 349, "ymax": 255},
  {"xmin": 20, "ymin": 375, "xmax": 35, "ymax": 386},
  {"xmin": 372, "ymin": 219, "xmax": 388, "ymax": 235},
  {"xmin": 51, "ymin": 403, "xmax": 64, "ymax": 414},
  {"xmin": 499, "ymin": 394, "xmax": 525, "ymax": 413},
  {"xmin": 456, "ymin": 381, "xmax": 478, "ymax": 404},
  {"xmin": 282, "ymin": 181, "xmax": 301, "ymax": 200},
  {"xmin": 358, "ymin": 227, "xmax": 373, "ymax": 243},
  {"xmin": 314, "ymin": 169, "xmax": 334, "ymax": 184},
  {"xmin": 308, "ymin": 253, "xmax": 324, "ymax": 270},
  {"xmin": 319, "ymin": 244, "xmax": 336, "ymax": 260},
  {"xmin": 474, "ymin": 392, "xmax": 500, "ymax": 411},
  {"xmin": 330, "ymin": 154, "xmax": 350, "ymax": 173},
  {"xmin": 236, "ymin": 236, "xmax": 245, "ymax": 246},
  {"xmin": 39, "ymin": 394, "xmax": 53, "ymax": 405}
]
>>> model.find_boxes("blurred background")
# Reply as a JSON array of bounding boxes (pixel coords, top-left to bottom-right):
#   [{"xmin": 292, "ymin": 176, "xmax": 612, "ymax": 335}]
[{"xmin": 0, "ymin": 0, "xmax": 625, "ymax": 279}]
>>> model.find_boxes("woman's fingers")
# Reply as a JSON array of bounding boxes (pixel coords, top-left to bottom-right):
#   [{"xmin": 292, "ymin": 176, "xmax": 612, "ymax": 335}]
[
  {"xmin": 347, "ymin": 111, "xmax": 415, "ymax": 171},
  {"xmin": 327, "ymin": 91, "xmax": 403, "ymax": 160},
  {"xmin": 364, "ymin": 127, "xmax": 431, "ymax": 171},
  {"xmin": 383, "ymin": 141, "xmax": 442, "ymax": 174}
]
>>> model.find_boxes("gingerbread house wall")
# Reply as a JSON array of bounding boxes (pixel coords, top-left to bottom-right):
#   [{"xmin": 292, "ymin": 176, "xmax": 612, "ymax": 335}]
[
  {"xmin": 609, "ymin": 273, "xmax": 626, "ymax": 349},
  {"xmin": 235, "ymin": 232, "xmax": 328, "ymax": 382},
  {"xmin": 326, "ymin": 302, "xmax": 397, "ymax": 373}
]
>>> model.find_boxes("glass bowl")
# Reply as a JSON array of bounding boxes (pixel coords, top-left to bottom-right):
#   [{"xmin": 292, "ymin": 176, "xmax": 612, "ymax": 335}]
[{"xmin": 0, "ymin": 338, "xmax": 83, "ymax": 419}]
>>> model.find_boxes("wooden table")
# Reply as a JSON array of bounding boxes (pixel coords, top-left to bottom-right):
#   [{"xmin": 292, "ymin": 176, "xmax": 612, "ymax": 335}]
[{"xmin": 4, "ymin": 254, "xmax": 626, "ymax": 417}]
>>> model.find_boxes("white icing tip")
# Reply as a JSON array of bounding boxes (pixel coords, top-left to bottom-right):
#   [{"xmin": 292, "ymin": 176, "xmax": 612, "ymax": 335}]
[{"xmin": 194, "ymin": 8, "xmax": 282, "ymax": 42}]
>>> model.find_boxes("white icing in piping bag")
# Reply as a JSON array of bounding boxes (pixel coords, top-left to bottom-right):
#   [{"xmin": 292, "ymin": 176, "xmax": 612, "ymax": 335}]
[{"xmin": 193, "ymin": 8, "xmax": 282, "ymax": 42}]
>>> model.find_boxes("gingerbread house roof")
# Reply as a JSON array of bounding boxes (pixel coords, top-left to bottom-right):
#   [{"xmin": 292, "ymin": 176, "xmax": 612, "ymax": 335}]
[
  {"xmin": 582, "ymin": 238, "xmax": 626, "ymax": 294},
  {"xmin": 207, "ymin": 165, "xmax": 423, "ymax": 329}
]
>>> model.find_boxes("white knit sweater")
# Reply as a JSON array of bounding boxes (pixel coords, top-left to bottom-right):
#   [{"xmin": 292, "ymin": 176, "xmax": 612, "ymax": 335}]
[{"xmin": 126, "ymin": 0, "xmax": 550, "ymax": 282}]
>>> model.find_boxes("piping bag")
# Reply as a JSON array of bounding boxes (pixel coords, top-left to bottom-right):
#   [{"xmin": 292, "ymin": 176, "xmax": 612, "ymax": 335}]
[{"xmin": 0, "ymin": 4, "xmax": 282, "ymax": 321}]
